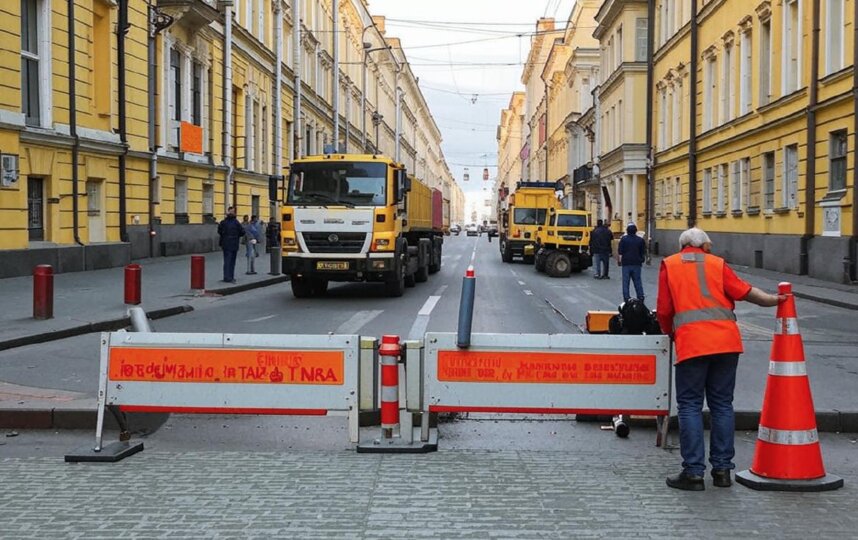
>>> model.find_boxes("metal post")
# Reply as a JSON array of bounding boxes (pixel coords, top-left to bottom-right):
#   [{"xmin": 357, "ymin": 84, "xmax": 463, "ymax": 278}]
[
  {"xmin": 379, "ymin": 335, "xmax": 400, "ymax": 439},
  {"xmin": 223, "ymin": 1, "xmax": 234, "ymax": 213},
  {"xmin": 293, "ymin": 0, "xmax": 302, "ymax": 159},
  {"xmin": 128, "ymin": 306, "xmax": 153, "ymax": 333},
  {"xmin": 394, "ymin": 69, "xmax": 401, "ymax": 162},
  {"xmin": 456, "ymin": 266, "xmax": 476, "ymax": 348},
  {"xmin": 361, "ymin": 46, "xmax": 369, "ymax": 152},
  {"xmin": 332, "ymin": 0, "xmax": 340, "ymax": 149},
  {"xmin": 33, "ymin": 265, "xmax": 54, "ymax": 320}
]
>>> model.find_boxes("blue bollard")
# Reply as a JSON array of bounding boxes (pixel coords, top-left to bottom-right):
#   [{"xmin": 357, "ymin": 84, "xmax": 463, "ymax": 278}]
[{"xmin": 456, "ymin": 266, "xmax": 476, "ymax": 348}]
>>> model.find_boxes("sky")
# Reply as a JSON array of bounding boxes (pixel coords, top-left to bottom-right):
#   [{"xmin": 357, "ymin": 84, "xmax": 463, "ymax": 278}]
[{"xmin": 368, "ymin": 0, "xmax": 577, "ymax": 221}]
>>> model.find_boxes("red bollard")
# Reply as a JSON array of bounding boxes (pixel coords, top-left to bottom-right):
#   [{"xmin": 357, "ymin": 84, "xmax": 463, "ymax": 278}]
[
  {"xmin": 33, "ymin": 265, "xmax": 54, "ymax": 320},
  {"xmin": 379, "ymin": 335, "xmax": 402, "ymax": 439},
  {"xmin": 190, "ymin": 255, "xmax": 205, "ymax": 290},
  {"xmin": 124, "ymin": 264, "xmax": 142, "ymax": 305}
]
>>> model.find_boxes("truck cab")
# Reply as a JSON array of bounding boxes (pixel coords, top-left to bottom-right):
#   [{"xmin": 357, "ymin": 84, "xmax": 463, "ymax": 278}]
[
  {"xmin": 499, "ymin": 181, "xmax": 560, "ymax": 264},
  {"xmin": 534, "ymin": 209, "xmax": 593, "ymax": 277}
]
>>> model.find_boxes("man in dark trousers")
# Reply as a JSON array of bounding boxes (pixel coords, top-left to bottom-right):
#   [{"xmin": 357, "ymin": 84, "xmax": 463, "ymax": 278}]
[
  {"xmin": 217, "ymin": 206, "xmax": 244, "ymax": 283},
  {"xmin": 589, "ymin": 219, "xmax": 613, "ymax": 279},
  {"xmin": 617, "ymin": 223, "xmax": 645, "ymax": 301}
]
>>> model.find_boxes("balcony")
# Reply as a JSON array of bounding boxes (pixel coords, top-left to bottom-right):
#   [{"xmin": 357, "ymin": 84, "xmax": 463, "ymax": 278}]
[
  {"xmin": 573, "ymin": 164, "xmax": 594, "ymax": 185},
  {"xmin": 157, "ymin": 0, "xmax": 221, "ymax": 31}
]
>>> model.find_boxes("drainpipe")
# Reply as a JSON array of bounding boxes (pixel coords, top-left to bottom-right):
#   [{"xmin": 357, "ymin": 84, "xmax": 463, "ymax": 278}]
[
  {"xmin": 147, "ymin": 6, "xmax": 158, "ymax": 258},
  {"xmin": 544, "ymin": 81, "xmax": 550, "ymax": 182},
  {"xmin": 68, "ymin": 0, "xmax": 83, "ymax": 247},
  {"xmin": 852, "ymin": 0, "xmax": 858, "ymax": 281},
  {"xmin": 687, "ymin": 0, "xmax": 698, "ymax": 227},
  {"xmin": 223, "ymin": 1, "xmax": 234, "ymax": 212},
  {"xmin": 645, "ymin": 0, "xmax": 655, "ymax": 259},
  {"xmin": 273, "ymin": 1, "xmax": 283, "ymax": 223},
  {"xmin": 801, "ymin": 0, "xmax": 820, "ymax": 276},
  {"xmin": 332, "ymin": 0, "xmax": 339, "ymax": 149},
  {"xmin": 117, "ymin": 0, "xmax": 129, "ymax": 242},
  {"xmin": 293, "ymin": 0, "xmax": 302, "ymax": 159},
  {"xmin": 394, "ymin": 68, "xmax": 402, "ymax": 163}
]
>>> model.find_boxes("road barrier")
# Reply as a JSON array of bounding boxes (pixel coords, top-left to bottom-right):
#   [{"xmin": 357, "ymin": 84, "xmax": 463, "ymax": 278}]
[
  {"xmin": 66, "ymin": 331, "xmax": 362, "ymax": 462},
  {"xmin": 417, "ymin": 332, "xmax": 672, "ymax": 447}
]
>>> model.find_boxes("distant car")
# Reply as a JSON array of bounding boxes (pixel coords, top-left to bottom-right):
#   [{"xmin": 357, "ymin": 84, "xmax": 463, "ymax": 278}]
[
  {"xmin": 466, "ymin": 224, "xmax": 479, "ymax": 236},
  {"xmin": 450, "ymin": 224, "xmax": 461, "ymax": 235}
]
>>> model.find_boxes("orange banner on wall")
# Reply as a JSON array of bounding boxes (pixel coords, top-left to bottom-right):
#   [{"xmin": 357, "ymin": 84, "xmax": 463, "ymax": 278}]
[
  {"xmin": 109, "ymin": 348, "xmax": 345, "ymax": 385},
  {"xmin": 180, "ymin": 121, "xmax": 203, "ymax": 154},
  {"xmin": 437, "ymin": 350, "xmax": 656, "ymax": 385}
]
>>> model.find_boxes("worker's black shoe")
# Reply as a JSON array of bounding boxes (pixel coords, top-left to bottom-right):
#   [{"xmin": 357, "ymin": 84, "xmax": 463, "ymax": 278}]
[
  {"xmin": 711, "ymin": 469, "xmax": 732, "ymax": 487},
  {"xmin": 666, "ymin": 472, "xmax": 705, "ymax": 491}
]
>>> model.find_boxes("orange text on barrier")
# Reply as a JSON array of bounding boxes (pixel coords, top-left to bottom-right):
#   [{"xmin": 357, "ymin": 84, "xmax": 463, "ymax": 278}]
[
  {"xmin": 437, "ymin": 350, "xmax": 656, "ymax": 385},
  {"xmin": 109, "ymin": 348, "xmax": 345, "ymax": 385}
]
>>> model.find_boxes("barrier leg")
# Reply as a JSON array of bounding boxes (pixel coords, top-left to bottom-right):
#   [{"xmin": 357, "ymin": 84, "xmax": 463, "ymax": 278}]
[{"xmin": 357, "ymin": 335, "xmax": 437, "ymax": 453}]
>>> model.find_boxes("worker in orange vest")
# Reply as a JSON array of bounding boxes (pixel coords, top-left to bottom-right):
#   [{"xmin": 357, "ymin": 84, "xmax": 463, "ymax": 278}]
[{"xmin": 657, "ymin": 227, "xmax": 784, "ymax": 491}]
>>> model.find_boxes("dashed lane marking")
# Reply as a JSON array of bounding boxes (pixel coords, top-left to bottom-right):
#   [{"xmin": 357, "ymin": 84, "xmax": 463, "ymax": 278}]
[
  {"xmin": 418, "ymin": 295, "xmax": 442, "ymax": 316},
  {"xmin": 334, "ymin": 309, "xmax": 384, "ymax": 335},
  {"xmin": 523, "ymin": 290, "xmax": 533, "ymax": 296},
  {"xmin": 243, "ymin": 314, "xmax": 277, "ymax": 323}
]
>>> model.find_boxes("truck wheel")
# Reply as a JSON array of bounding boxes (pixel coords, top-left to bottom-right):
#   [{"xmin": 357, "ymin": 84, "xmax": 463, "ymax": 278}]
[
  {"xmin": 385, "ymin": 255, "xmax": 406, "ymax": 297},
  {"xmin": 546, "ymin": 252, "xmax": 572, "ymax": 278},
  {"xmin": 291, "ymin": 276, "xmax": 314, "ymax": 298},
  {"xmin": 416, "ymin": 240, "xmax": 430, "ymax": 282},
  {"xmin": 501, "ymin": 240, "xmax": 513, "ymax": 263},
  {"xmin": 405, "ymin": 269, "xmax": 417, "ymax": 288},
  {"xmin": 312, "ymin": 279, "xmax": 329, "ymax": 296},
  {"xmin": 535, "ymin": 249, "xmax": 548, "ymax": 272},
  {"xmin": 428, "ymin": 239, "xmax": 442, "ymax": 274}
]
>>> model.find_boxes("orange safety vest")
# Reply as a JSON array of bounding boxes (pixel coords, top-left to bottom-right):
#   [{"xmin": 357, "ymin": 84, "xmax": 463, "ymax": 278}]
[{"xmin": 663, "ymin": 251, "xmax": 743, "ymax": 362}]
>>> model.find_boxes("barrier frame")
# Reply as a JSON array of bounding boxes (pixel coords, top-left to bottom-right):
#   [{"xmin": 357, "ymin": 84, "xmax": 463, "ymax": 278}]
[
  {"xmin": 92, "ymin": 331, "xmax": 361, "ymax": 451},
  {"xmin": 421, "ymin": 332, "xmax": 672, "ymax": 444}
]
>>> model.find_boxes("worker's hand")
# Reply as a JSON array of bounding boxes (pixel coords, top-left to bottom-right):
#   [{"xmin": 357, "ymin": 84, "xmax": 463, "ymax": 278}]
[{"xmin": 777, "ymin": 294, "xmax": 789, "ymax": 304}]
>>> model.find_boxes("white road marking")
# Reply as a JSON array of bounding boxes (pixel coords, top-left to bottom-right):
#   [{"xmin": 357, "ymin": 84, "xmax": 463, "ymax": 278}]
[
  {"xmin": 510, "ymin": 269, "xmax": 518, "ymax": 277},
  {"xmin": 517, "ymin": 280, "xmax": 526, "ymax": 286},
  {"xmin": 243, "ymin": 314, "xmax": 277, "ymax": 323},
  {"xmin": 433, "ymin": 284, "xmax": 449, "ymax": 296},
  {"xmin": 418, "ymin": 296, "xmax": 442, "ymax": 316},
  {"xmin": 334, "ymin": 309, "xmax": 383, "ymax": 334},
  {"xmin": 523, "ymin": 290, "xmax": 533, "ymax": 296}
]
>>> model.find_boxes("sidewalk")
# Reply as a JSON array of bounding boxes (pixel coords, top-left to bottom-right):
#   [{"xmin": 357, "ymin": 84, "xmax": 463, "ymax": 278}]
[{"xmin": 0, "ymin": 250, "xmax": 287, "ymax": 352}]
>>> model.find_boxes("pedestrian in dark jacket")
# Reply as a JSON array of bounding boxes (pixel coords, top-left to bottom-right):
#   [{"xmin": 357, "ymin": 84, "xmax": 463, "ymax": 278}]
[
  {"xmin": 617, "ymin": 223, "xmax": 646, "ymax": 301},
  {"xmin": 217, "ymin": 206, "xmax": 244, "ymax": 283},
  {"xmin": 589, "ymin": 219, "xmax": 613, "ymax": 279}
]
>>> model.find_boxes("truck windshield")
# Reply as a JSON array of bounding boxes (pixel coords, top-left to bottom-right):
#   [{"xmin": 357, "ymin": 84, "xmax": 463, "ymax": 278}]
[
  {"xmin": 289, "ymin": 162, "xmax": 387, "ymax": 207},
  {"xmin": 557, "ymin": 214, "xmax": 588, "ymax": 227},
  {"xmin": 513, "ymin": 208, "xmax": 547, "ymax": 225}
]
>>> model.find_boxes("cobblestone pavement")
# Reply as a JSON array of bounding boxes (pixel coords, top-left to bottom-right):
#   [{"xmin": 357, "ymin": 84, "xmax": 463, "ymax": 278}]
[{"xmin": 2, "ymin": 418, "xmax": 856, "ymax": 539}]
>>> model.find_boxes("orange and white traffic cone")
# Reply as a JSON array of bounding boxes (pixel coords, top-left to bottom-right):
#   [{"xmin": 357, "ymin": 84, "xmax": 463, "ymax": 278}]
[{"xmin": 736, "ymin": 282, "xmax": 843, "ymax": 491}]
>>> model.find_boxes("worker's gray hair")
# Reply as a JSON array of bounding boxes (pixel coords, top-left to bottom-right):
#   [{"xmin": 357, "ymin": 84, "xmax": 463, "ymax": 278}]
[{"xmin": 679, "ymin": 227, "xmax": 712, "ymax": 248}]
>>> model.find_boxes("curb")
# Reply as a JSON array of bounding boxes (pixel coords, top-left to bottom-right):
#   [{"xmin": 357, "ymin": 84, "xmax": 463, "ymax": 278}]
[
  {"xmin": 792, "ymin": 291, "xmax": 858, "ymax": 311},
  {"xmin": 205, "ymin": 275, "xmax": 288, "ymax": 296},
  {"xmin": 2, "ymin": 407, "xmax": 857, "ymax": 433},
  {"xmin": 0, "ymin": 305, "xmax": 193, "ymax": 352}
]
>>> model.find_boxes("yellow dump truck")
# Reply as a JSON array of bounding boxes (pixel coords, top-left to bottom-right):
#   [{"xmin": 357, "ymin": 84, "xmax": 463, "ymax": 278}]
[
  {"xmin": 281, "ymin": 154, "xmax": 444, "ymax": 298},
  {"xmin": 533, "ymin": 209, "xmax": 592, "ymax": 277},
  {"xmin": 499, "ymin": 181, "xmax": 561, "ymax": 263}
]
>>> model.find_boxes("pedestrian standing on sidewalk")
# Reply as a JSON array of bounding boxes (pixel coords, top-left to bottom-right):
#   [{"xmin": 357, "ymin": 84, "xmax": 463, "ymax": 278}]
[
  {"xmin": 217, "ymin": 206, "xmax": 244, "ymax": 283},
  {"xmin": 657, "ymin": 227, "xmax": 784, "ymax": 491},
  {"xmin": 617, "ymin": 223, "xmax": 645, "ymax": 301},
  {"xmin": 243, "ymin": 215, "xmax": 262, "ymax": 275},
  {"xmin": 589, "ymin": 219, "xmax": 613, "ymax": 279}
]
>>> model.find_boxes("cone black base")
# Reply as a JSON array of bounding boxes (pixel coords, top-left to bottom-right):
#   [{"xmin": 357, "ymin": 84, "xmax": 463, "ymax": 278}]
[{"xmin": 736, "ymin": 469, "xmax": 844, "ymax": 492}]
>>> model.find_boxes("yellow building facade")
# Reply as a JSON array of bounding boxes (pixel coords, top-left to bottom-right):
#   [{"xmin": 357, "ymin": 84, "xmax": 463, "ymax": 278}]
[
  {"xmin": 0, "ymin": 0, "xmax": 454, "ymax": 277},
  {"xmin": 495, "ymin": 92, "xmax": 525, "ymax": 219},
  {"xmin": 652, "ymin": 0, "xmax": 857, "ymax": 283}
]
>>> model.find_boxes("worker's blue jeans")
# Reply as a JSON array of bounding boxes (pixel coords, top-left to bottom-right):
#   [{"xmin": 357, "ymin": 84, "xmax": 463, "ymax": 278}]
[
  {"xmin": 621, "ymin": 264, "xmax": 644, "ymax": 301},
  {"xmin": 675, "ymin": 353, "xmax": 739, "ymax": 476}
]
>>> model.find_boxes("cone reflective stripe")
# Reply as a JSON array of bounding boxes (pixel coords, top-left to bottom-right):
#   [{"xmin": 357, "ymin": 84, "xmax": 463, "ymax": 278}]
[
  {"xmin": 379, "ymin": 335, "xmax": 401, "ymax": 436},
  {"xmin": 737, "ymin": 282, "xmax": 843, "ymax": 491}
]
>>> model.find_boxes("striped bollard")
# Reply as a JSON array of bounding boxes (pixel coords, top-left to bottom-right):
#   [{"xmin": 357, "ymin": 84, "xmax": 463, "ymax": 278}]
[{"xmin": 380, "ymin": 335, "xmax": 401, "ymax": 439}]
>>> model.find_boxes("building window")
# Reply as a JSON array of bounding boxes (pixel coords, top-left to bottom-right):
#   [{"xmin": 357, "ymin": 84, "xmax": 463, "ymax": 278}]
[
  {"xmin": 703, "ymin": 56, "xmax": 716, "ymax": 130},
  {"xmin": 672, "ymin": 81, "xmax": 681, "ymax": 145},
  {"xmin": 721, "ymin": 43, "xmax": 733, "ymax": 124},
  {"xmin": 825, "ymin": 0, "xmax": 845, "ymax": 74},
  {"xmin": 741, "ymin": 157, "xmax": 752, "ymax": 209},
  {"xmin": 783, "ymin": 0, "xmax": 801, "ymax": 94},
  {"xmin": 730, "ymin": 161, "xmax": 741, "ymax": 212},
  {"xmin": 759, "ymin": 19, "xmax": 771, "ymax": 106},
  {"xmin": 783, "ymin": 144, "xmax": 798, "ymax": 209},
  {"xmin": 829, "ymin": 130, "xmax": 847, "ymax": 191},
  {"xmin": 175, "ymin": 177, "xmax": 188, "ymax": 219},
  {"xmin": 717, "ymin": 164, "xmax": 727, "ymax": 213},
  {"xmin": 635, "ymin": 18, "xmax": 648, "ymax": 62},
  {"xmin": 202, "ymin": 183, "xmax": 214, "ymax": 217},
  {"xmin": 251, "ymin": 195, "xmax": 260, "ymax": 219},
  {"xmin": 658, "ymin": 89, "xmax": 666, "ymax": 149},
  {"xmin": 615, "ymin": 25, "xmax": 623, "ymax": 67},
  {"xmin": 703, "ymin": 168, "xmax": 712, "ymax": 213},
  {"xmin": 261, "ymin": 104, "xmax": 268, "ymax": 173},
  {"xmin": 673, "ymin": 177, "xmax": 681, "ymax": 215},
  {"xmin": 763, "ymin": 152, "xmax": 775, "ymax": 210},
  {"xmin": 21, "ymin": 0, "xmax": 51, "ymax": 127},
  {"xmin": 740, "ymin": 30, "xmax": 752, "ymax": 114},
  {"xmin": 170, "ymin": 48, "xmax": 182, "ymax": 122},
  {"xmin": 192, "ymin": 62, "xmax": 203, "ymax": 126}
]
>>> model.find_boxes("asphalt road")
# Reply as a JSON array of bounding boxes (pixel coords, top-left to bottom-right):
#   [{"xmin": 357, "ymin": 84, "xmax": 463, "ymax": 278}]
[{"xmin": 2, "ymin": 232, "xmax": 856, "ymax": 412}]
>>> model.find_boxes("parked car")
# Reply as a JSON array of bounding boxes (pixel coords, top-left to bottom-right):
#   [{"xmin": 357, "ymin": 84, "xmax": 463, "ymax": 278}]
[
  {"xmin": 466, "ymin": 224, "xmax": 479, "ymax": 236},
  {"xmin": 450, "ymin": 223, "xmax": 461, "ymax": 235}
]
